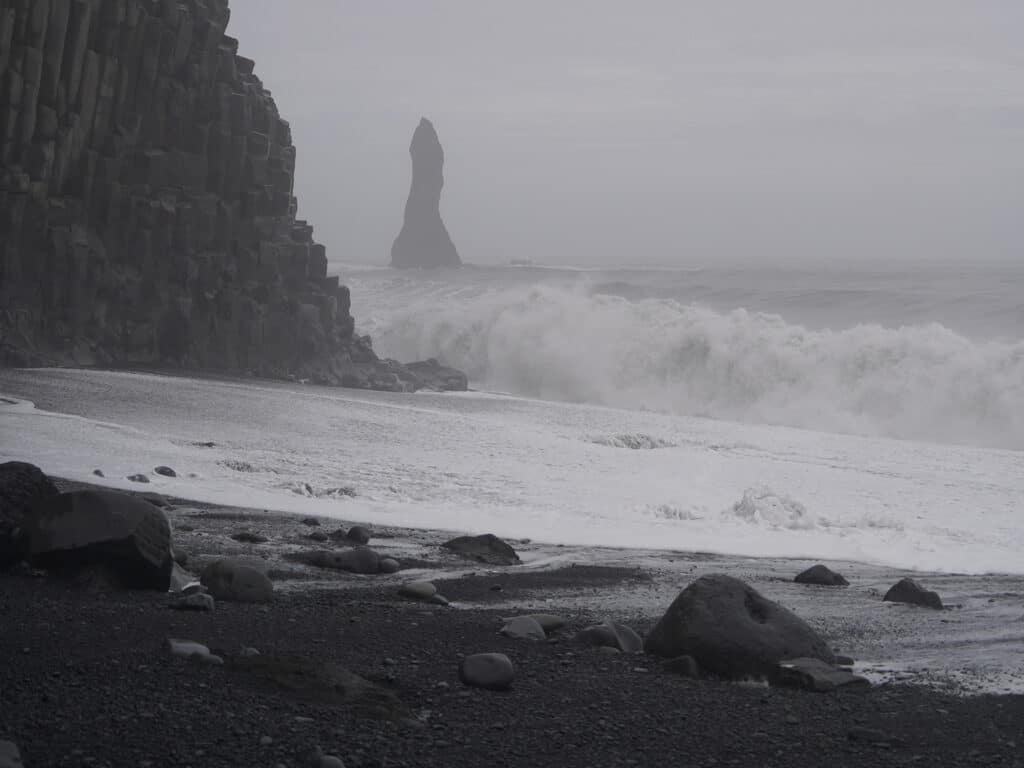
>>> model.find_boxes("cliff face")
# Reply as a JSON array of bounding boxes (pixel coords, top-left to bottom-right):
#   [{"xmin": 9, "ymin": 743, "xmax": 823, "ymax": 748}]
[
  {"xmin": 0, "ymin": 0, "xmax": 414, "ymax": 388},
  {"xmin": 390, "ymin": 117, "xmax": 460, "ymax": 269}
]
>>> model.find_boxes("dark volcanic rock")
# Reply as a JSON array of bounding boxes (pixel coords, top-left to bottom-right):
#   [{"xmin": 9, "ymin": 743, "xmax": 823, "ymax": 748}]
[
  {"xmin": 795, "ymin": 564, "xmax": 849, "ymax": 587},
  {"xmin": 775, "ymin": 657, "xmax": 870, "ymax": 692},
  {"xmin": 0, "ymin": 462, "xmax": 58, "ymax": 569},
  {"xmin": 26, "ymin": 490, "xmax": 174, "ymax": 590},
  {"xmin": 403, "ymin": 358, "xmax": 469, "ymax": 392},
  {"xmin": 127, "ymin": 474, "xmax": 150, "ymax": 484},
  {"xmin": 154, "ymin": 466, "xmax": 177, "ymax": 478},
  {"xmin": 459, "ymin": 653, "xmax": 514, "ymax": 691},
  {"xmin": 441, "ymin": 533, "xmax": 520, "ymax": 566},
  {"xmin": 200, "ymin": 558, "xmax": 274, "ymax": 603},
  {"xmin": 231, "ymin": 531, "xmax": 269, "ymax": 544},
  {"xmin": 390, "ymin": 118, "xmax": 461, "ymax": 269},
  {"xmin": 575, "ymin": 621, "xmax": 644, "ymax": 653},
  {"xmin": 643, "ymin": 574, "xmax": 835, "ymax": 678},
  {"xmin": 345, "ymin": 525, "xmax": 372, "ymax": 545},
  {"xmin": 883, "ymin": 577, "xmax": 943, "ymax": 610}
]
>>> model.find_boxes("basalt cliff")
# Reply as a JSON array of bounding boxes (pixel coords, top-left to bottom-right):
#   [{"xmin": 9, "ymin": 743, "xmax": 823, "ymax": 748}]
[{"xmin": 0, "ymin": 0, "xmax": 465, "ymax": 392}]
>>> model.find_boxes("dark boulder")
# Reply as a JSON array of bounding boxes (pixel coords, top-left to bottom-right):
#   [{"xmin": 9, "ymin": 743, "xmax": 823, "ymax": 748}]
[
  {"xmin": 390, "ymin": 118, "xmax": 461, "ymax": 269},
  {"xmin": 0, "ymin": 462, "xmax": 58, "ymax": 570},
  {"xmin": 127, "ymin": 474, "xmax": 150, "ymax": 484},
  {"xmin": 883, "ymin": 577, "xmax": 943, "ymax": 610},
  {"xmin": 459, "ymin": 653, "xmax": 514, "ymax": 691},
  {"xmin": 404, "ymin": 359, "xmax": 469, "ymax": 392},
  {"xmin": 774, "ymin": 657, "xmax": 870, "ymax": 692},
  {"xmin": 154, "ymin": 466, "xmax": 177, "ymax": 478},
  {"xmin": 441, "ymin": 533, "xmax": 520, "ymax": 566},
  {"xmin": 231, "ymin": 531, "xmax": 269, "ymax": 544},
  {"xmin": 0, "ymin": 461, "xmax": 59, "ymax": 526},
  {"xmin": 200, "ymin": 559, "xmax": 274, "ymax": 603},
  {"xmin": 794, "ymin": 564, "xmax": 849, "ymax": 587},
  {"xmin": 643, "ymin": 574, "xmax": 835, "ymax": 678},
  {"xmin": 26, "ymin": 490, "xmax": 174, "ymax": 590}
]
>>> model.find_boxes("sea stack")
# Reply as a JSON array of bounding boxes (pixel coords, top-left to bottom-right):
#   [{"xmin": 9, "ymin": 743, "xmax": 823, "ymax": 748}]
[{"xmin": 390, "ymin": 118, "xmax": 461, "ymax": 269}]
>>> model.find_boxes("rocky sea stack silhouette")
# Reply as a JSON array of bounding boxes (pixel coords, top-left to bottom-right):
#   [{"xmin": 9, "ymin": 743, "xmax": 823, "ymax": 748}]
[{"xmin": 390, "ymin": 118, "xmax": 461, "ymax": 269}]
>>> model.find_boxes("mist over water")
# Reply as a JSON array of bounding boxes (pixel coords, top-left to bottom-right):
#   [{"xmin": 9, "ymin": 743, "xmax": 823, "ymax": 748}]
[{"xmin": 342, "ymin": 263, "xmax": 1024, "ymax": 450}]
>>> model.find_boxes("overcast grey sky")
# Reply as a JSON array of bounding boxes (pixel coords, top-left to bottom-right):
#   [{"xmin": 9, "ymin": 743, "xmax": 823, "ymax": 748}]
[{"xmin": 230, "ymin": 1, "xmax": 1023, "ymax": 268}]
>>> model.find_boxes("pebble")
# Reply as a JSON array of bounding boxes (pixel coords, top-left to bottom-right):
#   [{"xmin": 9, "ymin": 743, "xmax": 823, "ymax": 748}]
[{"xmin": 259, "ymin": 735, "xmax": 274, "ymax": 746}]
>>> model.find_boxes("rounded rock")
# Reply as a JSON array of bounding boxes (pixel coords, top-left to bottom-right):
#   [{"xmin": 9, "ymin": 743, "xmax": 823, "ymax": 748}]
[
  {"xmin": 459, "ymin": 653, "xmax": 515, "ymax": 690},
  {"xmin": 399, "ymin": 581, "xmax": 437, "ymax": 601},
  {"xmin": 378, "ymin": 557, "xmax": 400, "ymax": 574}
]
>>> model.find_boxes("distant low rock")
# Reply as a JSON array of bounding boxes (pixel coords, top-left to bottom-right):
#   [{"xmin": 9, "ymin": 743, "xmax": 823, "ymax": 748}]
[
  {"xmin": 127, "ymin": 474, "xmax": 150, "ymax": 484},
  {"xmin": 441, "ymin": 533, "xmax": 520, "ymax": 566},
  {"xmin": 301, "ymin": 517, "xmax": 321, "ymax": 527},
  {"xmin": 883, "ymin": 577, "xmax": 943, "ymax": 610},
  {"xmin": 500, "ymin": 616, "xmax": 547, "ymax": 640},
  {"xmin": 774, "ymin": 657, "xmax": 870, "ymax": 692},
  {"xmin": 27, "ymin": 490, "xmax": 174, "ymax": 590},
  {"xmin": 92, "ymin": 469, "xmax": 105, "ymax": 477},
  {"xmin": 295, "ymin": 547, "xmax": 382, "ymax": 574},
  {"xmin": 200, "ymin": 558, "xmax": 274, "ymax": 603},
  {"xmin": 503, "ymin": 613, "xmax": 567, "ymax": 634},
  {"xmin": 404, "ymin": 359, "xmax": 469, "ymax": 392},
  {"xmin": 644, "ymin": 574, "xmax": 835, "ymax": 678},
  {"xmin": 231, "ymin": 531, "xmax": 269, "ymax": 544},
  {"xmin": 307, "ymin": 530, "xmax": 329, "ymax": 542},
  {"xmin": 795, "ymin": 564, "xmax": 849, "ymax": 587},
  {"xmin": 399, "ymin": 581, "xmax": 437, "ymax": 601},
  {"xmin": 575, "ymin": 621, "xmax": 643, "ymax": 653},
  {"xmin": 154, "ymin": 466, "xmax": 177, "ymax": 478},
  {"xmin": 345, "ymin": 525, "xmax": 372, "ymax": 545},
  {"xmin": 459, "ymin": 653, "xmax": 514, "ymax": 690},
  {"xmin": 141, "ymin": 492, "xmax": 171, "ymax": 508}
]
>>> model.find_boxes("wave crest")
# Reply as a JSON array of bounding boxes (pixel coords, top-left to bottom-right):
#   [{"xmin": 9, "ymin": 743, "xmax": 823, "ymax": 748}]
[{"xmin": 358, "ymin": 281, "xmax": 1024, "ymax": 449}]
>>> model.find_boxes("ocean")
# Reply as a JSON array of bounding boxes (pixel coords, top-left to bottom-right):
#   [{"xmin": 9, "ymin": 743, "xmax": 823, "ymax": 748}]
[{"xmin": 2, "ymin": 261, "xmax": 1022, "ymax": 576}]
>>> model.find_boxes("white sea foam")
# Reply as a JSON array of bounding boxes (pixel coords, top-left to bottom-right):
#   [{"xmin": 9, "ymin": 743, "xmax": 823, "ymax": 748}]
[
  {"xmin": 2, "ymin": 369, "xmax": 1022, "ymax": 575},
  {"xmin": 349, "ymin": 279, "xmax": 1024, "ymax": 450}
]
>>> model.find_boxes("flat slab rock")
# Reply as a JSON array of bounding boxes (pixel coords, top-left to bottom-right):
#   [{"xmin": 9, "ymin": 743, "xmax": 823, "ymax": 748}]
[
  {"xmin": 441, "ymin": 533, "xmax": 520, "ymax": 565},
  {"xmin": 775, "ymin": 657, "xmax": 870, "ymax": 692},
  {"xmin": 500, "ymin": 616, "xmax": 547, "ymax": 640}
]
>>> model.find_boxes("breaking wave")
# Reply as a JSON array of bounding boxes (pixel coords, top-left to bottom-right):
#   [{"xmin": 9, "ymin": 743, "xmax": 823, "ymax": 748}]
[{"xmin": 358, "ymin": 281, "xmax": 1024, "ymax": 450}]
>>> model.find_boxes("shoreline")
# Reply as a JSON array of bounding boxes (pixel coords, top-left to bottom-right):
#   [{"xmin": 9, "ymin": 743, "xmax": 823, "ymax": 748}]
[{"xmin": 1, "ymin": 477, "xmax": 1022, "ymax": 768}]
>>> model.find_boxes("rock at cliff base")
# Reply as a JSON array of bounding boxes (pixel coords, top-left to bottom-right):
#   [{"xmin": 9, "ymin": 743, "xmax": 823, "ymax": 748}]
[
  {"xmin": 794, "ymin": 564, "xmax": 849, "ymax": 587},
  {"xmin": 26, "ymin": 490, "xmax": 174, "ymax": 591},
  {"xmin": 390, "ymin": 118, "xmax": 461, "ymax": 269},
  {"xmin": 200, "ymin": 558, "xmax": 274, "ymax": 603},
  {"xmin": 404, "ymin": 358, "xmax": 469, "ymax": 391},
  {"xmin": 883, "ymin": 578, "xmax": 943, "ymax": 610},
  {"xmin": 441, "ymin": 534, "xmax": 520, "ymax": 566},
  {"xmin": 643, "ymin": 574, "xmax": 835, "ymax": 678}
]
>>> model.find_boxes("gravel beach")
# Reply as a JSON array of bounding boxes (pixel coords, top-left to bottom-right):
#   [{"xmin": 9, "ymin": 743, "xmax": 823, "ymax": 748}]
[{"xmin": 1, "ymin": 480, "xmax": 1023, "ymax": 768}]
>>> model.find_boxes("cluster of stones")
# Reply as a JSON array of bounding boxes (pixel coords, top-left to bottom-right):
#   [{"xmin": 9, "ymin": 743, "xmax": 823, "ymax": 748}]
[{"xmin": 0, "ymin": 0, "xmax": 366, "ymax": 384}]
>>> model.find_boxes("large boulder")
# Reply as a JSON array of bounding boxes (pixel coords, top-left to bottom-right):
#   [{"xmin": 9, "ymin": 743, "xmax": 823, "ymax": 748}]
[
  {"xmin": 26, "ymin": 490, "xmax": 174, "ymax": 590},
  {"xmin": 643, "ymin": 574, "xmax": 835, "ymax": 678},
  {"xmin": 883, "ymin": 577, "xmax": 943, "ymax": 610},
  {"xmin": 0, "ymin": 461, "xmax": 59, "ymax": 526},
  {"xmin": 390, "ymin": 118, "xmax": 461, "ymax": 269},
  {"xmin": 200, "ymin": 558, "xmax": 274, "ymax": 603},
  {"xmin": 441, "ymin": 533, "xmax": 520, "ymax": 566}
]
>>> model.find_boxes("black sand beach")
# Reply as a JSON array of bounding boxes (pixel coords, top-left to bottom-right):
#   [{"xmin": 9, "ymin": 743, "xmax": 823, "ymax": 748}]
[{"xmin": 2, "ymin": 480, "xmax": 1022, "ymax": 768}]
